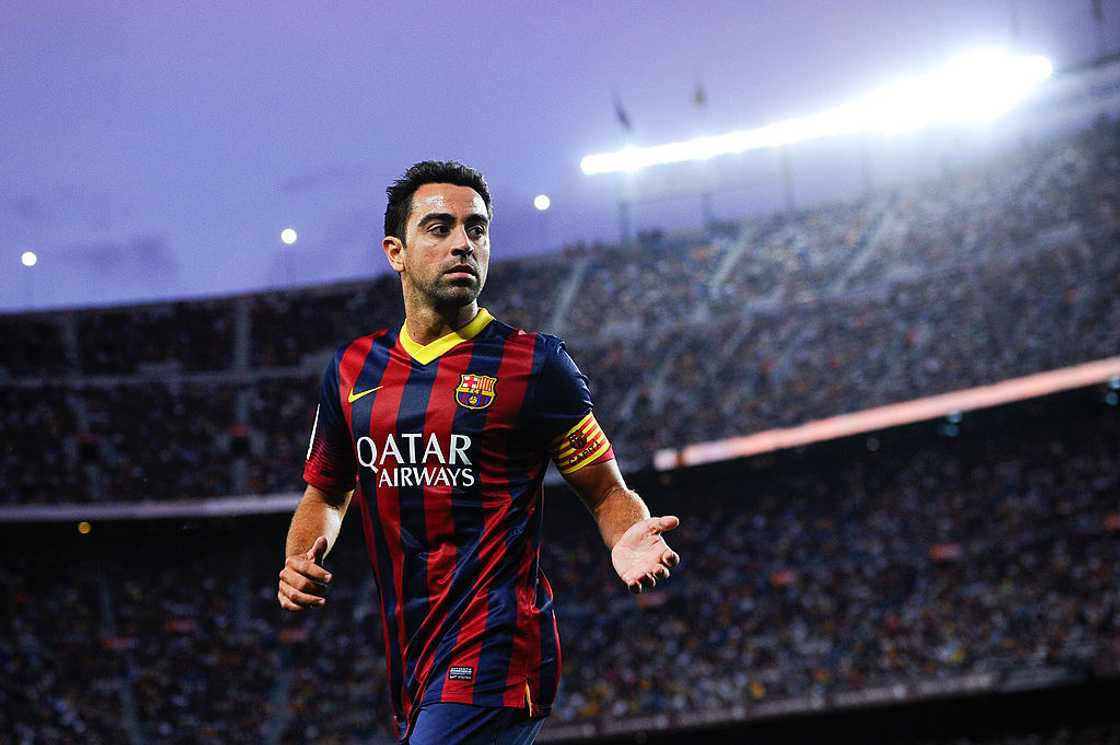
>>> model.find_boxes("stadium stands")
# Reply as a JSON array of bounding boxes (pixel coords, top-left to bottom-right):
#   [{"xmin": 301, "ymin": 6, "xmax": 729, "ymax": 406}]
[
  {"xmin": 2, "ymin": 119, "xmax": 1117, "ymax": 503},
  {"xmin": 550, "ymin": 400, "xmax": 1119, "ymax": 724},
  {"xmin": 2, "ymin": 388, "xmax": 1116, "ymax": 742},
  {"xmin": 76, "ymin": 301, "xmax": 235, "ymax": 374}
]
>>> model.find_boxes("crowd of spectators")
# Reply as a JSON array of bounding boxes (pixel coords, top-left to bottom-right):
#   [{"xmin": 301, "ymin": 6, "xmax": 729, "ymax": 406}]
[
  {"xmin": 474, "ymin": 250, "xmax": 574, "ymax": 334},
  {"xmin": 2, "ymin": 392, "xmax": 1116, "ymax": 742},
  {"xmin": 244, "ymin": 374, "xmax": 320, "ymax": 495},
  {"xmin": 80, "ymin": 382, "xmax": 237, "ymax": 502},
  {"xmin": 0, "ymin": 385, "xmax": 84, "ymax": 504},
  {"xmin": 76, "ymin": 301, "xmax": 235, "ymax": 374},
  {"xmin": 625, "ymin": 229, "xmax": 1119, "ymax": 465},
  {"xmin": 2, "ymin": 548, "xmax": 133, "ymax": 744},
  {"xmin": 117, "ymin": 540, "xmax": 286, "ymax": 742},
  {"xmin": 5, "ymin": 214, "xmax": 1111, "ymax": 501},
  {"xmin": 247, "ymin": 251, "xmax": 570, "ymax": 369},
  {"xmin": 839, "ymin": 128, "xmax": 1101, "ymax": 290},
  {"xmin": 707, "ymin": 198, "xmax": 882, "ymax": 312},
  {"xmin": 274, "ymin": 541, "xmax": 394, "ymax": 744},
  {"xmin": 0, "ymin": 315, "xmax": 69, "ymax": 376},
  {"xmin": 549, "ymin": 401, "xmax": 1119, "ymax": 722},
  {"xmin": 0, "ymin": 118, "xmax": 1117, "ymax": 501},
  {"xmin": 565, "ymin": 233, "xmax": 727, "ymax": 339},
  {"xmin": 249, "ymin": 278, "xmax": 402, "ymax": 368}
]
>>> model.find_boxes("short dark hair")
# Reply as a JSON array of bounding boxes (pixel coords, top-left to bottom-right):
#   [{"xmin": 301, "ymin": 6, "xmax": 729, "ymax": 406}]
[{"xmin": 384, "ymin": 160, "xmax": 493, "ymax": 243}]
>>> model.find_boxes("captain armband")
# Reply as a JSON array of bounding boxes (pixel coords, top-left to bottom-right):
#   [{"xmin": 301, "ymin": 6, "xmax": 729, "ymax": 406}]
[{"xmin": 549, "ymin": 412, "xmax": 615, "ymax": 475}]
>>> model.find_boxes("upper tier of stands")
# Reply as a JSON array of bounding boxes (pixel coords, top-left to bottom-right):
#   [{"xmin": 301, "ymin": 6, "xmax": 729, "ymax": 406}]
[{"xmin": 1, "ymin": 118, "xmax": 1118, "ymax": 503}]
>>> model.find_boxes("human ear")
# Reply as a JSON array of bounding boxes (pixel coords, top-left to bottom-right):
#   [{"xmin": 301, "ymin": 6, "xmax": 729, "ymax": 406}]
[{"xmin": 382, "ymin": 236, "xmax": 405, "ymax": 273}]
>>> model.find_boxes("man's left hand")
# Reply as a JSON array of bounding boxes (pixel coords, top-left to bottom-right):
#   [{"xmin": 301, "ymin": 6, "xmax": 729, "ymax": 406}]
[{"xmin": 611, "ymin": 516, "xmax": 681, "ymax": 593}]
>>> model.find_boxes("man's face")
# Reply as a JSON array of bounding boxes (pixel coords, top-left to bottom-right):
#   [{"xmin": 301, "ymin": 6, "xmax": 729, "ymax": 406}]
[{"xmin": 388, "ymin": 182, "xmax": 490, "ymax": 309}]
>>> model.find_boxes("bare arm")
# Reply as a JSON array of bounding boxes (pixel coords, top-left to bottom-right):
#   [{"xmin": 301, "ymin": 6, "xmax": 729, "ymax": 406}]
[
  {"xmin": 563, "ymin": 459, "xmax": 680, "ymax": 593},
  {"xmin": 278, "ymin": 483, "xmax": 353, "ymax": 611},
  {"xmin": 566, "ymin": 458, "xmax": 648, "ymax": 548},
  {"xmin": 285, "ymin": 483, "xmax": 353, "ymax": 558}
]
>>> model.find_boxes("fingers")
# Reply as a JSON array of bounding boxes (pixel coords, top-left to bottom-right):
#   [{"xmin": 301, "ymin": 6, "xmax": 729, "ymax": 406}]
[
  {"xmin": 624, "ymin": 547, "xmax": 680, "ymax": 594},
  {"xmin": 278, "ymin": 588, "xmax": 315, "ymax": 612},
  {"xmin": 626, "ymin": 569, "xmax": 666, "ymax": 594},
  {"xmin": 286, "ymin": 554, "xmax": 332, "ymax": 584},
  {"xmin": 624, "ymin": 569, "xmax": 652, "ymax": 593},
  {"xmin": 277, "ymin": 578, "xmax": 326, "ymax": 610},
  {"xmin": 627, "ymin": 575, "xmax": 655, "ymax": 593},
  {"xmin": 277, "ymin": 551, "xmax": 332, "ymax": 612},
  {"xmin": 654, "ymin": 515, "xmax": 680, "ymax": 533},
  {"xmin": 280, "ymin": 564, "xmax": 329, "ymax": 594}
]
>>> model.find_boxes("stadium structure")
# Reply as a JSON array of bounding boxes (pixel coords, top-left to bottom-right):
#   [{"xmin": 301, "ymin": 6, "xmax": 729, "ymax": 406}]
[{"xmin": 2, "ymin": 51, "xmax": 1120, "ymax": 744}]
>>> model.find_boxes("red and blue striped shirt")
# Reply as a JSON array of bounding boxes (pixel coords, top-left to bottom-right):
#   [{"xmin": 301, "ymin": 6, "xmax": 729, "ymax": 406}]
[{"xmin": 303, "ymin": 308, "xmax": 614, "ymax": 740}]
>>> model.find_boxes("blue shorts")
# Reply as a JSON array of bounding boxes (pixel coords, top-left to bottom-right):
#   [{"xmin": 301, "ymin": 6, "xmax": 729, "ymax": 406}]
[{"xmin": 406, "ymin": 703, "xmax": 546, "ymax": 745}]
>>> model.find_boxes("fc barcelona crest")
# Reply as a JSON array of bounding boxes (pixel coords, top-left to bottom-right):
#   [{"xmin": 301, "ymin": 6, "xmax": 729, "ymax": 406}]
[{"xmin": 455, "ymin": 373, "xmax": 497, "ymax": 410}]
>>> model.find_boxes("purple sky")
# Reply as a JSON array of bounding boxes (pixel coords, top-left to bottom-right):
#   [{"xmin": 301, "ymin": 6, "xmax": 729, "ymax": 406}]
[{"xmin": 1, "ymin": 1, "xmax": 1111, "ymax": 311}]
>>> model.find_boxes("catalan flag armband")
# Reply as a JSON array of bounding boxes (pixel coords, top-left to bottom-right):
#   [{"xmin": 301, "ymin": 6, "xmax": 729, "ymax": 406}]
[{"xmin": 549, "ymin": 412, "xmax": 615, "ymax": 475}]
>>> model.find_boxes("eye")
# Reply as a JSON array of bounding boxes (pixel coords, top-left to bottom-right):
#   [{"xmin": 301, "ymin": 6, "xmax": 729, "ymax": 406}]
[
  {"xmin": 468, "ymin": 225, "xmax": 487, "ymax": 239},
  {"xmin": 430, "ymin": 224, "xmax": 450, "ymax": 235}
]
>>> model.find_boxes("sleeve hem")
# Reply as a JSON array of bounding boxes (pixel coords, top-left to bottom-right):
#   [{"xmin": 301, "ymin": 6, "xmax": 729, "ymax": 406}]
[{"xmin": 303, "ymin": 469, "xmax": 355, "ymax": 495}]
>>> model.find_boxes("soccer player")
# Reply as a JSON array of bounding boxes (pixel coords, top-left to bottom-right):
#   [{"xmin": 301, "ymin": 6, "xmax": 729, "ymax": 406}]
[{"xmin": 278, "ymin": 160, "xmax": 681, "ymax": 744}]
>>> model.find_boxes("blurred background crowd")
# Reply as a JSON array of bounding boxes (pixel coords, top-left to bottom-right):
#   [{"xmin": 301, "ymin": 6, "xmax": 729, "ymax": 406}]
[{"xmin": 2, "ymin": 387, "xmax": 1117, "ymax": 743}]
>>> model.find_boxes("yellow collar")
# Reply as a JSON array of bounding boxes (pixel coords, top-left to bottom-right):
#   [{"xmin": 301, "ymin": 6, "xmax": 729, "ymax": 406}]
[{"xmin": 399, "ymin": 308, "xmax": 494, "ymax": 365}]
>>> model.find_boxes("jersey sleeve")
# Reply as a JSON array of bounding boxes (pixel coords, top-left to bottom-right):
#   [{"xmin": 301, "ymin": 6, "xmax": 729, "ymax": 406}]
[
  {"xmin": 530, "ymin": 339, "xmax": 615, "ymax": 476},
  {"xmin": 303, "ymin": 354, "xmax": 358, "ymax": 493}
]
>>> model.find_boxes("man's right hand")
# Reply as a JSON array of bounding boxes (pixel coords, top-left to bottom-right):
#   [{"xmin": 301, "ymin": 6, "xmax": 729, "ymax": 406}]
[{"xmin": 278, "ymin": 535, "xmax": 332, "ymax": 611}]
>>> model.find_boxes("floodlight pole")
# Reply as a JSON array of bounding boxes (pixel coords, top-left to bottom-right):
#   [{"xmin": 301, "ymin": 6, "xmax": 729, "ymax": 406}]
[
  {"xmin": 538, "ymin": 210, "xmax": 550, "ymax": 253},
  {"xmin": 23, "ymin": 267, "xmax": 34, "ymax": 309}
]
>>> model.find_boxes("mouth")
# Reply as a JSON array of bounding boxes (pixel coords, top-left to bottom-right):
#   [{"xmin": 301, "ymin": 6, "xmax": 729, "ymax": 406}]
[{"xmin": 443, "ymin": 265, "xmax": 478, "ymax": 280}]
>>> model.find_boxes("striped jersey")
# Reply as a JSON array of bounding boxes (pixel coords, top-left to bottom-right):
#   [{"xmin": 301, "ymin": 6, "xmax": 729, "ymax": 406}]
[{"xmin": 302, "ymin": 308, "xmax": 615, "ymax": 740}]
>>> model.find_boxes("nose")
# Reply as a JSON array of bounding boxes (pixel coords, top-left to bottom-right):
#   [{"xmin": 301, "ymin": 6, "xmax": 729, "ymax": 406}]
[{"xmin": 451, "ymin": 225, "xmax": 473, "ymax": 257}]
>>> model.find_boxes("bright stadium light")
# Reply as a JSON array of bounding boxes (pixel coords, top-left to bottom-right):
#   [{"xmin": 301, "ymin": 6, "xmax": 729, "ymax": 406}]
[
  {"xmin": 580, "ymin": 49, "xmax": 1053, "ymax": 175},
  {"xmin": 280, "ymin": 227, "xmax": 298, "ymax": 245},
  {"xmin": 533, "ymin": 194, "xmax": 551, "ymax": 211},
  {"xmin": 21, "ymin": 250, "xmax": 38, "ymax": 267}
]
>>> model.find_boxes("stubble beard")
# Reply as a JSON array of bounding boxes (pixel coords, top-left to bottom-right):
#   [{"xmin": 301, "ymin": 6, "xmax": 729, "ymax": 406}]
[{"xmin": 415, "ymin": 272, "xmax": 484, "ymax": 311}]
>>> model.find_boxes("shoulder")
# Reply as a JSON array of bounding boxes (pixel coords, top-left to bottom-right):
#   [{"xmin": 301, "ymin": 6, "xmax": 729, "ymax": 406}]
[
  {"xmin": 329, "ymin": 327, "xmax": 394, "ymax": 368},
  {"xmin": 484, "ymin": 316, "xmax": 564, "ymax": 358},
  {"xmin": 341, "ymin": 327, "xmax": 395, "ymax": 353}
]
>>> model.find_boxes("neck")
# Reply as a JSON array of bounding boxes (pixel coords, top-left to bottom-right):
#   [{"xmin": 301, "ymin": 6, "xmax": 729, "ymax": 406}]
[{"xmin": 403, "ymin": 298, "xmax": 480, "ymax": 345}]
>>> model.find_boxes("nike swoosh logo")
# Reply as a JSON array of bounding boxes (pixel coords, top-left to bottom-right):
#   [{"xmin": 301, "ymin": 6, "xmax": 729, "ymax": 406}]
[{"xmin": 347, "ymin": 385, "xmax": 383, "ymax": 404}]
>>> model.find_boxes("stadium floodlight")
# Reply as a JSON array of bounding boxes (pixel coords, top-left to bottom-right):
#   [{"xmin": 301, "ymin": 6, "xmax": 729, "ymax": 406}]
[
  {"xmin": 580, "ymin": 49, "xmax": 1053, "ymax": 176},
  {"xmin": 533, "ymin": 194, "xmax": 551, "ymax": 211},
  {"xmin": 21, "ymin": 250, "xmax": 38, "ymax": 267},
  {"xmin": 280, "ymin": 227, "xmax": 298, "ymax": 245}
]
